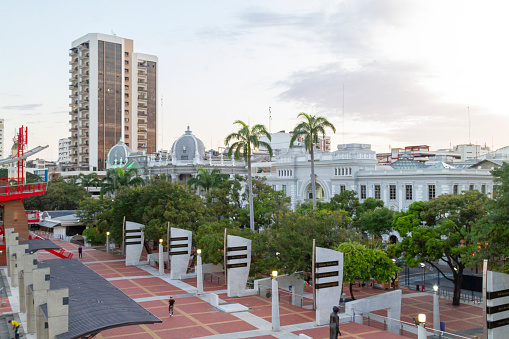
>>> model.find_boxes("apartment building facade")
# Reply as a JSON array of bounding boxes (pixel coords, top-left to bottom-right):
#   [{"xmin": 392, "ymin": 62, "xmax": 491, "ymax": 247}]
[
  {"xmin": 69, "ymin": 33, "xmax": 158, "ymax": 170},
  {"xmin": 0, "ymin": 118, "xmax": 4, "ymax": 159}
]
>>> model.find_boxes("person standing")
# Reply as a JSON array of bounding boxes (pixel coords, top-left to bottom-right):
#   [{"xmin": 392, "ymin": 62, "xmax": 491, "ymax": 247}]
[
  {"xmin": 169, "ymin": 296, "xmax": 175, "ymax": 316},
  {"xmin": 78, "ymin": 245, "xmax": 83, "ymax": 259},
  {"xmin": 9, "ymin": 319, "xmax": 20, "ymax": 339}
]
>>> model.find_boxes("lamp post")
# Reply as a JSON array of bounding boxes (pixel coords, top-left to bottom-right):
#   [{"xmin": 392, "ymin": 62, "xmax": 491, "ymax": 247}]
[
  {"xmin": 417, "ymin": 313, "xmax": 427, "ymax": 339},
  {"xmin": 272, "ymin": 270, "xmax": 280, "ymax": 332},
  {"xmin": 106, "ymin": 232, "xmax": 110, "ymax": 253},
  {"xmin": 420, "ymin": 263, "xmax": 426, "ymax": 291},
  {"xmin": 196, "ymin": 249, "xmax": 203, "ymax": 295},
  {"xmin": 158, "ymin": 239, "xmax": 164, "ymax": 275},
  {"xmin": 433, "ymin": 284, "xmax": 440, "ymax": 333}
]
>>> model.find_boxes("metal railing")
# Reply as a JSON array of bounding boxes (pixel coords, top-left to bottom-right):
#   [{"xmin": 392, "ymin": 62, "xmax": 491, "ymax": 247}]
[
  {"xmin": 356, "ymin": 312, "xmax": 472, "ymax": 339},
  {"xmin": 255, "ymin": 284, "xmax": 314, "ymax": 308}
]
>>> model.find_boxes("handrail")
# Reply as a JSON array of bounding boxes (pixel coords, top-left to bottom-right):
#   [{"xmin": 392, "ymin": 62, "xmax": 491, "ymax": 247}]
[{"xmin": 357, "ymin": 312, "xmax": 471, "ymax": 339}]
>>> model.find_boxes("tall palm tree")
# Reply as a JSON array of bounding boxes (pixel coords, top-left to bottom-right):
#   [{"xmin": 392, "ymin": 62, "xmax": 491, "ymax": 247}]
[
  {"xmin": 188, "ymin": 168, "xmax": 229, "ymax": 194},
  {"xmin": 225, "ymin": 120, "xmax": 272, "ymax": 231},
  {"xmin": 78, "ymin": 172, "xmax": 100, "ymax": 193},
  {"xmin": 290, "ymin": 112, "xmax": 336, "ymax": 209},
  {"xmin": 101, "ymin": 167, "xmax": 144, "ymax": 196}
]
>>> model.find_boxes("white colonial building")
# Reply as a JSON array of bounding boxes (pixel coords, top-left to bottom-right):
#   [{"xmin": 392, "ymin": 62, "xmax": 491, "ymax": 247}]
[
  {"xmin": 102, "ymin": 128, "xmax": 494, "ymax": 211},
  {"xmin": 255, "ymin": 143, "xmax": 493, "ymax": 210}
]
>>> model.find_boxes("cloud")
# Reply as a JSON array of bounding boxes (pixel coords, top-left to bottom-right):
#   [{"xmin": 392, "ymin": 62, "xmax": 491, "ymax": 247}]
[
  {"xmin": 239, "ymin": 8, "xmax": 323, "ymax": 28},
  {"xmin": 275, "ymin": 59, "xmax": 507, "ymax": 148},
  {"xmin": 1, "ymin": 103, "xmax": 42, "ymax": 110}
]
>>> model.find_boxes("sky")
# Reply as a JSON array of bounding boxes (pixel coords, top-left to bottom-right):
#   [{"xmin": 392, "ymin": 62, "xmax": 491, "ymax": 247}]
[{"xmin": 1, "ymin": 0, "xmax": 509, "ymax": 161}]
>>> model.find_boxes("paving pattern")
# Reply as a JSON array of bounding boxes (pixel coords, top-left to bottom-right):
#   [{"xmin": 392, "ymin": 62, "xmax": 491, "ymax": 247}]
[{"xmin": 1, "ymin": 241, "xmax": 485, "ymax": 338}]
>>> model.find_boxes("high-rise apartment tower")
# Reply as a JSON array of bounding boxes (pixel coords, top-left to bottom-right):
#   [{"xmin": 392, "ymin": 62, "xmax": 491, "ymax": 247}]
[
  {"xmin": 0, "ymin": 118, "xmax": 4, "ymax": 159},
  {"xmin": 69, "ymin": 33, "xmax": 158, "ymax": 170}
]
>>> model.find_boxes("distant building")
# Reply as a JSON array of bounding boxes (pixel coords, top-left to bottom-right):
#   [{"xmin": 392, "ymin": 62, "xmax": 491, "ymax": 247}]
[
  {"xmin": 69, "ymin": 33, "xmax": 158, "ymax": 171},
  {"xmin": 0, "ymin": 118, "xmax": 4, "ymax": 159},
  {"xmin": 58, "ymin": 138, "xmax": 72, "ymax": 168},
  {"xmin": 452, "ymin": 144, "xmax": 490, "ymax": 162}
]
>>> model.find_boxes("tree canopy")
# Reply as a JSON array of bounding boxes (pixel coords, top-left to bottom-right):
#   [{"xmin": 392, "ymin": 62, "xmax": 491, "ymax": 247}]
[{"xmin": 24, "ymin": 178, "xmax": 89, "ymax": 211}]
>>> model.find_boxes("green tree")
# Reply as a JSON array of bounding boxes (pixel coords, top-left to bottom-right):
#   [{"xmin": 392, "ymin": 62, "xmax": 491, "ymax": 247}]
[
  {"xmin": 206, "ymin": 175, "xmax": 243, "ymax": 221},
  {"xmin": 289, "ymin": 112, "xmax": 336, "ymax": 209},
  {"xmin": 335, "ymin": 242, "xmax": 400, "ymax": 299},
  {"xmin": 78, "ymin": 172, "xmax": 100, "ymax": 193},
  {"xmin": 327, "ymin": 190, "xmax": 360, "ymax": 216},
  {"xmin": 187, "ymin": 168, "xmax": 229, "ymax": 195},
  {"xmin": 357, "ymin": 207, "xmax": 394, "ymax": 238},
  {"xmin": 225, "ymin": 120, "xmax": 272, "ymax": 231},
  {"xmin": 265, "ymin": 209, "xmax": 354, "ymax": 276},
  {"xmin": 100, "ymin": 167, "xmax": 144, "ymax": 196},
  {"xmin": 83, "ymin": 177, "xmax": 210, "ymax": 245},
  {"xmin": 24, "ymin": 178, "xmax": 88, "ymax": 211},
  {"xmin": 237, "ymin": 177, "xmax": 290, "ymax": 230},
  {"xmin": 394, "ymin": 191, "xmax": 488, "ymax": 305},
  {"xmin": 469, "ymin": 164, "xmax": 509, "ymax": 270}
]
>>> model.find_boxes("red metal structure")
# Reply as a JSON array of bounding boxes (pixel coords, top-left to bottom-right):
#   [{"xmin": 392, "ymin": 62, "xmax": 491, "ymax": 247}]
[
  {"xmin": 0, "ymin": 126, "xmax": 49, "ymax": 264},
  {"xmin": 30, "ymin": 233, "xmax": 74, "ymax": 259}
]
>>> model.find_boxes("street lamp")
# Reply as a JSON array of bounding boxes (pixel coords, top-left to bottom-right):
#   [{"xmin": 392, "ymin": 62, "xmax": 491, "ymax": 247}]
[
  {"xmin": 420, "ymin": 263, "xmax": 426, "ymax": 291},
  {"xmin": 158, "ymin": 239, "xmax": 164, "ymax": 275},
  {"xmin": 106, "ymin": 232, "xmax": 110, "ymax": 253},
  {"xmin": 197, "ymin": 249, "xmax": 203, "ymax": 295},
  {"xmin": 433, "ymin": 285, "xmax": 440, "ymax": 332},
  {"xmin": 417, "ymin": 313, "xmax": 427, "ymax": 339},
  {"xmin": 272, "ymin": 270, "xmax": 280, "ymax": 332}
]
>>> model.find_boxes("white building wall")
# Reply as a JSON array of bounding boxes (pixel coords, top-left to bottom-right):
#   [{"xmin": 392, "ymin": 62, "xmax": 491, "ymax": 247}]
[{"xmin": 256, "ymin": 144, "xmax": 494, "ymax": 211}]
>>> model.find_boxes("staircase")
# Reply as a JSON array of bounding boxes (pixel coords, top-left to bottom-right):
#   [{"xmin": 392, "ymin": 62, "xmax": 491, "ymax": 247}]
[{"xmin": 0, "ymin": 314, "xmax": 20, "ymax": 338}]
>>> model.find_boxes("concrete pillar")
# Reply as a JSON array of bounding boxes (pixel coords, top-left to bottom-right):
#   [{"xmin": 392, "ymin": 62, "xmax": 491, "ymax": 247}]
[
  {"xmin": 433, "ymin": 292, "xmax": 440, "ymax": 332},
  {"xmin": 196, "ymin": 252, "xmax": 203, "ymax": 295},
  {"xmin": 9, "ymin": 242, "xmax": 28, "ymax": 288},
  {"xmin": 272, "ymin": 276, "xmax": 280, "ymax": 332},
  {"xmin": 4, "ymin": 228, "xmax": 14, "ymax": 274},
  {"xmin": 28, "ymin": 267, "xmax": 50, "ymax": 334},
  {"xmin": 158, "ymin": 241, "xmax": 164, "ymax": 275},
  {"xmin": 417, "ymin": 324, "xmax": 427, "ymax": 339},
  {"xmin": 47, "ymin": 288, "xmax": 69, "ymax": 338},
  {"xmin": 20, "ymin": 253, "xmax": 37, "ymax": 314}
]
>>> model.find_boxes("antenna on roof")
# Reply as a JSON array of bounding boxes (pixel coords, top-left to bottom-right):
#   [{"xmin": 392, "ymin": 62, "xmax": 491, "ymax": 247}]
[
  {"xmin": 342, "ymin": 84, "xmax": 345, "ymax": 144},
  {"xmin": 269, "ymin": 106, "xmax": 272, "ymax": 134},
  {"xmin": 111, "ymin": 30, "xmax": 116, "ymax": 36},
  {"xmin": 468, "ymin": 106, "xmax": 471, "ymax": 144}
]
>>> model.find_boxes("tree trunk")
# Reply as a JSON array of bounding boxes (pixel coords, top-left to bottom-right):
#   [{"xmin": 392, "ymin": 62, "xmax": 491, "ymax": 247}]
[
  {"xmin": 310, "ymin": 146, "xmax": 316, "ymax": 209},
  {"xmin": 248, "ymin": 155, "xmax": 255, "ymax": 232},
  {"xmin": 452, "ymin": 269, "xmax": 463, "ymax": 306},
  {"xmin": 349, "ymin": 283, "xmax": 356, "ymax": 300}
]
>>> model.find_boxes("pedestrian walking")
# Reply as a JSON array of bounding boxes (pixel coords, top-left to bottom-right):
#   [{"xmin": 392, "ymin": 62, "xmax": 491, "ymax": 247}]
[
  {"xmin": 78, "ymin": 245, "xmax": 83, "ymax": 259},
  {"xmin": 9, "ymin": 319, "xmax": 20, "ymax": 339},
  {"xmin": 169, "ymin": 296, "xmax": 175, "ymax": 316}
]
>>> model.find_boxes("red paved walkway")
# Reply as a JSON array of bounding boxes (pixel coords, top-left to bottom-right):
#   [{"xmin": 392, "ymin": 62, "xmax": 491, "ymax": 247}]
[{"xmin": 0, "ymin": 241, "xmax": 484, "ymax": 338}]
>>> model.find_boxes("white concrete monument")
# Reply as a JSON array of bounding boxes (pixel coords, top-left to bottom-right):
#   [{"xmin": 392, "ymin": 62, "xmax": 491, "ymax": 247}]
[
  {"xmin": 345, "ymin": 289, "xmax": 402, "ymax": 334},
  {"xmin": 226, "ymin": 235, "xmax": 251, "ymax": 297},
  {"xmin": 487, "ymin": 270, "xmax": 509, "ymax": 338},
  {"xmin": 315, "ymin": 246, "xmax": 344, "ymax": 326},
  {"xmin": 125, "ymin": 221, "xmax": 145, "ymax": 266},
  {"xmin": 170, "ymin": 227, "xmax": 192, "ymax": 280}
]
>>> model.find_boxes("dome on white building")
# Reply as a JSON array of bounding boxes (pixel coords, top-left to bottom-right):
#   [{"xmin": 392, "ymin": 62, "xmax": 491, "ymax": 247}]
[
  {"xmin": 171, "ymin": 126, "xmax": 205, "ymax": 162},
  {"xmin": 106, "ymin": 140, "xmax": 132, "ymax": 169}
]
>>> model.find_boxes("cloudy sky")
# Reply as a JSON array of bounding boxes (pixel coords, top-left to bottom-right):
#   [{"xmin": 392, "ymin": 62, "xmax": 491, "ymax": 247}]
[{"xmin": 1, "ymin": 0, "xmax": 508, "ymax": 160}]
